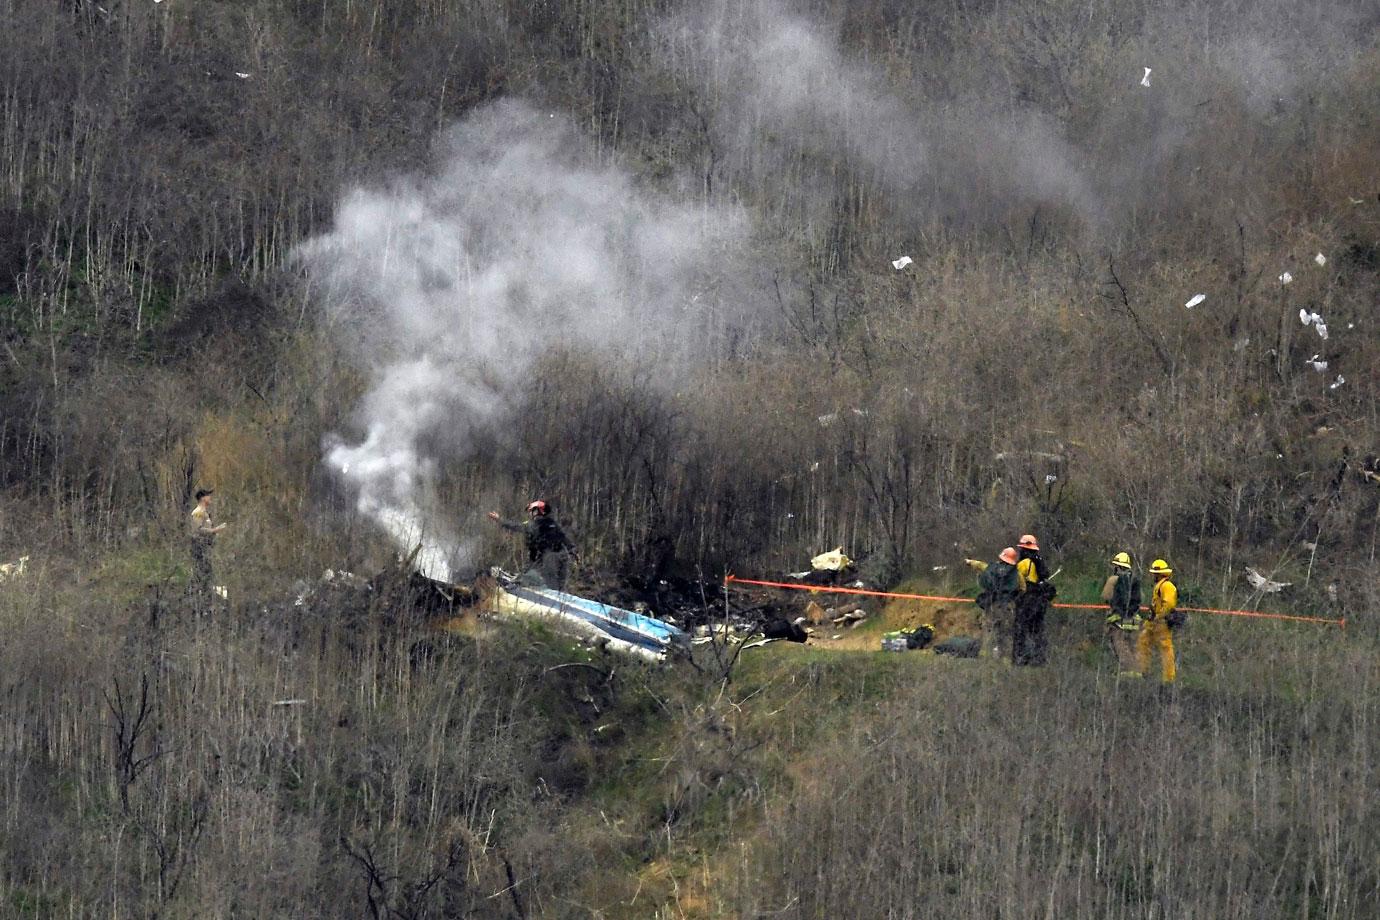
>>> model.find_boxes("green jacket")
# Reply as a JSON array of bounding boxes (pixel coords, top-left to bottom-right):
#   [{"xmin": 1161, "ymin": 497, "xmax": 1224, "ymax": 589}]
[{"xmin": 978, "ymin": 560, "xmax": 1021, "ymax": 600}]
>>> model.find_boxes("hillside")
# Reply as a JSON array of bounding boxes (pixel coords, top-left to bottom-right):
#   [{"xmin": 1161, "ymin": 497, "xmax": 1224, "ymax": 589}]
[{"xmin": 1, "ymin": 0, "xmax": 1378, "ymax": 916}]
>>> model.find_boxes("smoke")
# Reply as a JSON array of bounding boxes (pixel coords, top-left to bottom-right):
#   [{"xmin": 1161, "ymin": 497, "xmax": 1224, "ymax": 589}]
[
  {"xmin": 665, "ymin": 0, "xmax": 1377, "ymax": 237},
  {"xmin": 299, "ymin": 100, "xmax": 747, "ymax": 580},
  {"xmin": 662, "ymin": 0, "xmax": 1106, "ymax": 229}
]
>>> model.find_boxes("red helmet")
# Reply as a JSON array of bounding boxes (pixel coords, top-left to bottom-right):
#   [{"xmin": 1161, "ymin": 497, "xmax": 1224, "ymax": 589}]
[
  {"xmin": 526, "ymin": 500, "xmax": 548, "ymax": 515},
  {"xmin": 999, "ymin": 547, "xmax": 1018, "ymax": 565},
  {"xmin": 1018, "ymin": 534, "xmax": 1040, "ymax": 550}
]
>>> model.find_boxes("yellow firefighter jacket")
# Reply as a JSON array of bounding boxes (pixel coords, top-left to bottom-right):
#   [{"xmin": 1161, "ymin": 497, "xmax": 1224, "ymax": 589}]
[{"xmin": 1150, "ymin": 577, "xmax": 1178, "ymax": 620}]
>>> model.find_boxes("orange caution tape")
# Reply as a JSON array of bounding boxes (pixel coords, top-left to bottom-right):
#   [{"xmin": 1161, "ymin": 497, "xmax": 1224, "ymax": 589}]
[{"xmin": 723, "ymin": 575, "xmax": 1346, "ymax": 628}]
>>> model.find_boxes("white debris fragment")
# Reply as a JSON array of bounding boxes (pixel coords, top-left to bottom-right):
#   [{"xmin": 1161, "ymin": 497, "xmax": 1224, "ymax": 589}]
[
  {"xmin": 1044, "ymin": 474, "xmax": 1058, "ymax": 484},
  {"xmin": 851, "ymin": 408, "xmax": 869, "ymax": 417},
  {"xmin": 1233, "ymin": 336, "xmax": 1250, "ymax": 352},
  {"xmin": 1279, "ymin": 271, "xmax": 1292, "ymax": 285},
  {"xmin": 1326, "ymin": 584, "xmax": 1338, "ymax": 601},
  {"xmin": 235, "ymin": 72, "xmax": 251, "ymax": 79},
  {"xmin": 817, "ymin": 413, "xmax": 838, "ymax": 427},
  {"xmin": 1185, "ymin": 293, "xmax": 1206, "ymax": 309},
  {"xmin": 1299, "ymin": 308, "xmax": 1323, "ymax": 326},
  {"xmin": 1307, "ymin": 355, "xmax": 1328, "ymax": 372},
  {"xmin": 1315, "ymin": 323, "xmax": 1328, "ymax": 340},
  {"xmin": 0, "ymin": 555, "xmax": 30, "ymax": 583},
  {"xmin": 931, "ymin": 565, "xmax": 948, "ymax": 571},
  {"xmin": 271, "ymin": 699, "xmax": 307, "ymax": 707},
  {"xmin": 809, "ymin": 461, "xmax": 820, "ymax": 472},
  {"xmin": 1329, "ymin": 375, "xmax": 1345, "ymax": 389},
  {"xmin": 1140, "ymin": 67, "xmax": 1152, "ymax": 87},
  {"xmin": 1350, "ymin": 198, "xmax": 1364, "ymax": 205},
  {"xmin": 1314, "ymin": 253, "xmax": 1327, "ymax": 266},
  {"xmin": 213, "ymin": 585, "xmax": 229, "ymax": 599},
  {"xmin": 891, "ymin": 255, "xmax": 913, "ymax": 270},
  {"xmin": 1301, "ymin": 541, "xmax": 1318, "ymax": 551},
  {"xmin": 1245, "ymin": 567, "xmax": 1291, "ymax": 593}
]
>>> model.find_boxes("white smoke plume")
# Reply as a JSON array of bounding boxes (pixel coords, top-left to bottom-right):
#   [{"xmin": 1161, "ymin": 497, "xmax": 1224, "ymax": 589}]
[
  {"xmin": 662, "ymin": 0, "xmax": 1105, "ymax": 228},
  {"xmin": 298, "ymin": 100, "xmax": 747, "ymax": 581}
]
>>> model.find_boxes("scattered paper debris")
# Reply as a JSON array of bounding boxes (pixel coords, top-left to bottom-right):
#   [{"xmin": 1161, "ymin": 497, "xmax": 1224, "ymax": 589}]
[
  {"xmin": 1350, "ymin": 198, "xmax": 1364, "ymax": 205},
  {"xmin": 1307, "ymin": 355, "xmax": 1328, "ymax": 372},
  {"xmin": 831, "ymin": 634, "xmax": 843, "ymax": 640},
  {"xmin": 851, "ymin": 408, "xmax": 869, "ymax": 417},
  {"xmin": 1245, "ymin": 567, "xmax": 1291, "ymax": 593},
  {"xmin": 1140, "ymin": 67, "xmax": 1152, "ymax": 87},
  {"xmin": 213, "ymin": 585, "xmax": 229, "ymax": 599},
  {"xmin": 891, "ymin": 255, "xmax": 913, "ymax": 270},
  {"xmin": 1184, "ymin": 293, "xmax": 1206, "ymax": 309},
  {"xmin": 1315, "ymin": 323, "xmax": 1328, "ymax": 340},
  {"xmin": 235, "ymin": 72, "xmax": 251, "ymax": 79},
  {"xmin": 931, "ymin": 565, "xmax": 948, "ymax": 571},
  {"xmin": 1279, "ymin": 271, "xmax": 1293, "ymax": 285},
  {"xmin": 809, "ymin": 461, "xmax": 820, "ymax": 472},
  {"xmin": 1044, "ymin": 474, "xmax": 1058, "ymax": 484},
  {"xmin": 1329, "ymin": 375, "xmax": 1345, "ymax": 389},
  {"xmin": 1299, "ymin": 309, "xmax": 1323, "ymax": 326},
  {"xmin": 817, "ymin": 413, "xmax": 838, "ymax": 427},
  {"xmin": 1233, "ymin": 336, "xmax": 1250, "ymax": 352},
  {"xmin": 1314, "ymin": 253, "xmax": 1327, "ymax": 267},
  {"xmin": 271, "ymin": 699, "xmax": 307, "ymax": 707},
  {"xmin": 0, "ymin": 555, "xmax": 30, "ymax": 583}
]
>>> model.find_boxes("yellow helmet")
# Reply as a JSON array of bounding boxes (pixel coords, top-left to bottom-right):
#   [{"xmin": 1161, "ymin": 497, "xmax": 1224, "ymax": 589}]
[
  {"xmin": 1111, "ymin": 552, "xmax": 1131, "ymax": 569},
  {"xmin": 1149, "ymin": 559, "xmax": 1173, "ymax": 576}
]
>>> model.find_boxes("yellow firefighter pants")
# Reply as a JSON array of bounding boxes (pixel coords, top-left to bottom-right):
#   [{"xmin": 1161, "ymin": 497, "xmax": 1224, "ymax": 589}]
[{"xmin": 1137, "ymin": 619, "xmax": 1176, "ymax": 683}]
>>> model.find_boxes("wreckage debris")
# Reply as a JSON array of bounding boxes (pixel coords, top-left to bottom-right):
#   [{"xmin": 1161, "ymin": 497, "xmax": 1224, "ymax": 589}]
[
  {"xmin": 1280, "ymin": 271, "xmax": 1293, "ymax": 285},
  {"xmin": 0, "ymin": 555, "xmax": 30, "ymax": 583},
  {"xmin": 882, "ymin": 624, "xmax": 934, "ymax": 652},
  {"xmin": 891, "ymin": 255, "xmax": 913, "ymax": 270},
  {"xmin": 1245, "ymin": 567, "xmax": 1291, "ymax": 593},
  {"xmin": 1315, "ymin": 253, "xmax": 1327, "ymax": 267},
  {"xmin": 1185, "ymin": 293, "xmax": 1205, "ymax": 309},
  {"xmin": 1140, "ymin": 67, "xmax": 1152, "ymax": 87}
]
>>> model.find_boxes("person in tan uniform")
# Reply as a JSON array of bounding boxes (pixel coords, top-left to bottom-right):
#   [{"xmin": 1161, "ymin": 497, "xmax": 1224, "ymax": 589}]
[{"xmin": 189, "ymin": 488, "xmax": 227, "ymax": 605}]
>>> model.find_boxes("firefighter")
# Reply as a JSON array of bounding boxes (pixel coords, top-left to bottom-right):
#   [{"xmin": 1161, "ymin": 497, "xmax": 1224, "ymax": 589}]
[
  {"xmin": 487, "ymin": 500, "xmax": 577, "ymax": 588},
  {"xmin": 1012, "ymin": 534, "xmax": 1054, "ymax": 666},
  {"xmin": 1101, "ymin": 551, "xmax": 1142, "ymax": 676},
  {"xmin": 1137, "ymin": 558, "xmax": 1181, "ymax": 684},
  {"xmin": 188, "ymin": 488, "xmax": 227, "ymax": 608},
  {"xmin": 965, "ymin": 547, "xmax": 1024, "ymax": 661}
]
